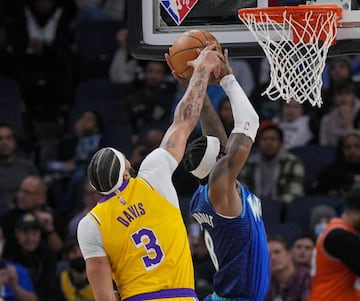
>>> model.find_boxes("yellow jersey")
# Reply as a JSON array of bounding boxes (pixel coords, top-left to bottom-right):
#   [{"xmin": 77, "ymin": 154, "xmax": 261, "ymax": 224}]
[
  {"xmin": 60, "ymin": 270, "xmax": 94, "ymax": 301},
  {"xmin": 89, "ymin": 177, "xmax": 196, "ymax": 301}
]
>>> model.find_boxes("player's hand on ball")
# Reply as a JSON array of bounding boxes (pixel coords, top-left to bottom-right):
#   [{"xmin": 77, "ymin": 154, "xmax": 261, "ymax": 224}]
[
  {"xmin": 188, "ymin": 43, "xmax": 224, "ymax": 78},
  {"xmin": 209, "ymin": 49, "xmax": 234, "ymax": 85},
  {"xmin": 165, "ymin": 52, "xmax": 189, "ymax": 84}
]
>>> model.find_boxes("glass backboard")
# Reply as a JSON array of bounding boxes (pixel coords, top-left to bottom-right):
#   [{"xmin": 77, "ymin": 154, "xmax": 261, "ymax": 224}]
[{"xmin": 127, "ymin": 0, "xmax": 360, "ymax": 60}]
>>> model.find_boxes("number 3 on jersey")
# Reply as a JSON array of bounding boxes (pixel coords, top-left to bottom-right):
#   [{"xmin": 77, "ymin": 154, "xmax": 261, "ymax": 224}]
[{"xmin": 131, "ymin": 228, "xmax": 164, "ymax": 271}]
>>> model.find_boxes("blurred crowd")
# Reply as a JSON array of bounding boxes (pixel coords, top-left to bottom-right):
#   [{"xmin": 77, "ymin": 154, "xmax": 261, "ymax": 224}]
[{"xmin": 0, "ymin": 0, "xmax": 360, "ymax": 300}]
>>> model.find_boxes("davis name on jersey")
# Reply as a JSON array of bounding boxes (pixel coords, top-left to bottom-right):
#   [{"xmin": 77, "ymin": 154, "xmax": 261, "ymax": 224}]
[{"xmin": 116, "ymin": 202, "xmax": 146, "ymax": 227}]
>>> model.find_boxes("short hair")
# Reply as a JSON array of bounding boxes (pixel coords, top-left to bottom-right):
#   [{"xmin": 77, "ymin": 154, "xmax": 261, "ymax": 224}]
[
  {"xmin": 267, "ymin": 234, "xmax": 289, "ymax": 250},
  {"xmin": 291, "ymin": 234, "xmax": 315, "ymax": 247},
  {"xmin": 87, "ymin": 147, "xmax": 126, "ymax": 195},
  {"xmin": 183, "ymin": 136, "xmax": 208, "ymax": 172},
  {"xmin": 256, "ymin": 120, "xmax": 283, "ymax": 143}
]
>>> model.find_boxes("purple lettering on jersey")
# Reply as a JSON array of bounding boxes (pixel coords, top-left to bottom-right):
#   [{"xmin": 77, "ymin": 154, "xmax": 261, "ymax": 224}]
[
  {"xmin": 116, "ymin": 203, "xmax": 146, "ymax": 227},
  {"xmin": 117, "ymin": 216, "xmax": 130, "ymax": 227},
  {"xmin": 123, "ymin": 211, "xmax": 135, "ymax": 222},
  {"xmin": 138, "ymin": 202, "xmax": 145, "ymax": 215}
]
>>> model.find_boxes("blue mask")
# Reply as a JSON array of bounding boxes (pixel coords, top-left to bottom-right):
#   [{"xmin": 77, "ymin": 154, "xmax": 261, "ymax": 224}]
[{"xmin": 314, "ymin": 223, "xmax": 328, "ymax": 237}]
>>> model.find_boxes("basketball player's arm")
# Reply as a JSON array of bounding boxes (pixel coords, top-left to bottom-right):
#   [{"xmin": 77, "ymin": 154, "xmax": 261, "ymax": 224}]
[
  {"xmin": 86, "ymin": 257, "xmax": 116, "ymax": 301},
  {"xmin": 161, "ymin": 44, "xmax": 223, "ymax": 163},
  {"xmin": 209, "ymin": 53, "xmax": 259, "ymax": 216},
  {"xmin": 199, "ymin": 94, "xmax": 228, "ymax": 147},
  {"xmin": 324, "ymin": 228, "xmax": 360, "ymax": 274},
  {"xmin": 77, "ymin": 216, "xmax": 116, "ymax": 301}
]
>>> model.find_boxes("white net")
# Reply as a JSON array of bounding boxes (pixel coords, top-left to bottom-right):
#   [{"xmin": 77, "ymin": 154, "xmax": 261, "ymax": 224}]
[{"xmin": 239, "ymin": 7, "xmax": 341, "ymax": 107}]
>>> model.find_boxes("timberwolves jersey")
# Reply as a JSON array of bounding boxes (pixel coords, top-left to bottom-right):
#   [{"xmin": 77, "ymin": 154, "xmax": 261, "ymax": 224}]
[
  {"xmin": 89, "ymin": 177, "xmax": 196, "ymax": 301},
  {"xmin": 190, "ymin": 184, "xmax": 270, "ymax": 301}
]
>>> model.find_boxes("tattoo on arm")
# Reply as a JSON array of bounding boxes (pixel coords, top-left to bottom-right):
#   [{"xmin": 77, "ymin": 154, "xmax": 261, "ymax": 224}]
[{"xmin": 209, "ymin": 134, "xmax": 252, "ymax": 185}]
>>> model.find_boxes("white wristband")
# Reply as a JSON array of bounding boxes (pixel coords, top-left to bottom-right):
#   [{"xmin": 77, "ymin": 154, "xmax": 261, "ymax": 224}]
[{"xmin": 220, "ymin": 74, "xmax": 259, "ymax": 142}]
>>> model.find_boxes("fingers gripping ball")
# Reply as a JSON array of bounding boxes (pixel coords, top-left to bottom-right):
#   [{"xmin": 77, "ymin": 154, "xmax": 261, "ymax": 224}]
[{"xmin": 168, "ymin": 29, "xmax": 221, "ymax": 79}]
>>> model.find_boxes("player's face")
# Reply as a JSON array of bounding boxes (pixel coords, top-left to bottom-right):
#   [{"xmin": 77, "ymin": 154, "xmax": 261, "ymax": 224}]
[
  {"xmin": 268, "ymin": 241, "xmax": 292, "ymax": 272},
  {"xmin": 291, "ymin": 238, "xmax": 314, "ymax": 266}
]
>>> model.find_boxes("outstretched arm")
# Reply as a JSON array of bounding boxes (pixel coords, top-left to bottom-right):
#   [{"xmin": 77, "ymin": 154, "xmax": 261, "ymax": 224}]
[
  {"xmin": 200, "ymin": 94, "xmax": 228, "ymax": 147},
  {"xmin": 161, "ymin": 44, "xmax": 223, "ymax": 163},
  {"xmin": 209, "ymin": 50, "xmax": 259, "ymax": 216}
]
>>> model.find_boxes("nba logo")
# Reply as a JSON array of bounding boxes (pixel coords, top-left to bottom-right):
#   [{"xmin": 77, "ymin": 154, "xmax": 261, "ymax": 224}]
[{"xmin": 159, "ymin": 0, "xmax": 199, "ymax": 25}]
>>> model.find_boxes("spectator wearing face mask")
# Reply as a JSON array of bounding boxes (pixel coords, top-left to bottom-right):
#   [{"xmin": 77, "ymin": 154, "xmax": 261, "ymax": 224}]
[
  {"xmin": 310, "ymin": 205, "xmax": 337, "ymax": 238},
  {"xmin": 56, "ymin": 236, "xmax": 94, "ymax": 301}
]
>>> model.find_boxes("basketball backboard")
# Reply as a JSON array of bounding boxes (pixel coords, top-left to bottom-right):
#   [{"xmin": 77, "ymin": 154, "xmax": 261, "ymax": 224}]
[{"xmin": 127, "ymin": 0, "xmax": 360, "ymax": 60}]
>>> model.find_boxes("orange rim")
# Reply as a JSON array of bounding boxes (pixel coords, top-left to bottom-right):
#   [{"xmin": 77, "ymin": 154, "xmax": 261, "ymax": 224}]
[
  {"xmin": 239, "ymin": 4, "xmax": 343, "ymax": 24},
  {"xmin": 239, "ymin": 4, "xmax": 343, "ymax": 44}
]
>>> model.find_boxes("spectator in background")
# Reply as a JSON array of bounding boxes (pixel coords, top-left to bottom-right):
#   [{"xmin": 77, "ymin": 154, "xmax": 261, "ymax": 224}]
[
  {"xmin": 0, "ymin": 226, "xmax": 38, "ymax": 301},
  {"xmin": 218, "ymin": 97, "xmax": 233, "ymax": 137},
  {"xmin": 67, "ymin": 181, "xmax": 102, "ymax": 237},
  {"xmin": 0, "ymin": 175, "xmax": 65, "ymax": 253},
  {"xmin": 2, "ymin": 213, "xmax": 57, "ymax": 301},
  {"xmin": 126, "ymin": 61, "xmax": 176, "ymax": 146},
  {"xmin": 291, "ymin": 235, "xmax": 315, "ymax": 269},
  {"xmin": 322, "ymin": 57, "xmax": 355, "ymax": 110},
  {"xmin": 0, "ymin": 259, "xmax": 38, "ymax": 301},
  {"xmin": 0, "ymin": 123, "xmax": 38, "ymax": 211},
  {"xmin": 12, "ymin": 0, "xmax": 74, "ymax": 118},
  {"xmin": 56, "ymin": 236, "xmax": 94, "ymax": 301},
  {"xmin": 309, "ymin": 186, "xmax": 360, "ymax": 301},
  {"xmin": 265, "ymin": 235, "xmax": 311, "ymax": 301},
  {"xmin": 46, "ymin": 110, "xmax": 103, "ymax": 211},
  {"xmin": 228, "ymin": 58, "xmax": 255, "ymax": 97},
  {"xmin": 276, "ymin": 100, "xmax": 314, "ymax": 150},
  {"xmin": 320, "ymin": 79, "xmax": 360, "ymax": 146},
  {"xmin": 130, "ymin": 127, "xmax": 164, "ymax": 172},
  {"xmin": 309, "ymin": 205, "xmax": 337, "ymax": 239},
  {"xmin": 109, "ymin": 27, "xmax": 140, "ymax": 86},
  {"xmin": 239, "ymin": 120, "xmax": 305, "ymax": 221},
  {"xmin": 75, "ymin": 0, "xmax": 126, "ymax": 22},
  {"xmin": 317, "ymin": 129, "xmax": 360, "ymax": 196}
]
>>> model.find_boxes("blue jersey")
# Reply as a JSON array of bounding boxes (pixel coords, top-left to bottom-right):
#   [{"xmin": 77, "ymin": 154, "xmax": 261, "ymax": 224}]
[{"xmin": 190, "ymin": 184, "xmax": 270, "ymax": 301}]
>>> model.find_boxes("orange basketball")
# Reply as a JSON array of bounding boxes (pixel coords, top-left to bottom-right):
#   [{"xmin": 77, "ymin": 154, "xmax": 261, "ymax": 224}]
[{"xmin": 168, "ymin": 29, "xmax": 221, "ymax": 79}]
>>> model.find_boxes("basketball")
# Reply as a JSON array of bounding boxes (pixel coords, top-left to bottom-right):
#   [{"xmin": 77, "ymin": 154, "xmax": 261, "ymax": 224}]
[{"xmin": 168, "ymin": 29, "xmax": 221, "ymax": 79}]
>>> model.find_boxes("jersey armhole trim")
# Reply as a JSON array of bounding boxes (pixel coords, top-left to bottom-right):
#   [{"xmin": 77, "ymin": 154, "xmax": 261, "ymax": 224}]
[{"xmin": 88, "ymin": 211, "xmax": 101, "ymax": 226}]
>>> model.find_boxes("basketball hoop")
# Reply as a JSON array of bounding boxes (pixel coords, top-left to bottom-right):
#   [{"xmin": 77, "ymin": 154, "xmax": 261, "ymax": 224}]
[{"xmin": 238, "ymin": 5, "xmax": 343, "ymax": 108}]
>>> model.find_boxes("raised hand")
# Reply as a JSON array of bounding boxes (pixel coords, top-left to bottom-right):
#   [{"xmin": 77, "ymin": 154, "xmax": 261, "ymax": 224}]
[{"xmin": 188, "ymin": 43, "xmax": 224, "ymax": 78}]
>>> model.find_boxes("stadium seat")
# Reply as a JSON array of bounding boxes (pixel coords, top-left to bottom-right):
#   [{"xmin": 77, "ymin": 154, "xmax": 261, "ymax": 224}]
[
  {"xmin": 288, "ymin": 145, "xmax": 336, "ymax": 194},
  {"xmin": 73, "ymin": 21, "xmax": 124, "ymax": 79},
  {"xmin": 266, "ymin": 222, "xmax": 303, "ymax": 247},
  {"xmin": 261, "ymin": 198, "xmax": 282, "ymax": 228},
  {"xmin": 285, "ymin": 195, "xmax": 344, "ymax": 234},
  {"xmin": 68, "ymin": 79, "xmax": 133, "ymax": 131},
  {"xmin": 0, "ymin": 78, "xmax": 24, "ymax": 136},
  {"xmin": 100, "ymin": 125, "xmax": 133, "ymax": 158}
]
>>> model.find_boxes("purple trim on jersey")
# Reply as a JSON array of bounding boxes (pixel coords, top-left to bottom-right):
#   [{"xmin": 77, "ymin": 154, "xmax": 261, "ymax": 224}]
[
  {"xmin": 98, "ymin": 179, "xmax": 130, "ymax": 203},
  {"xmin": 123, "ymin": 288, "xmax": 198, "ymax": 301}
]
